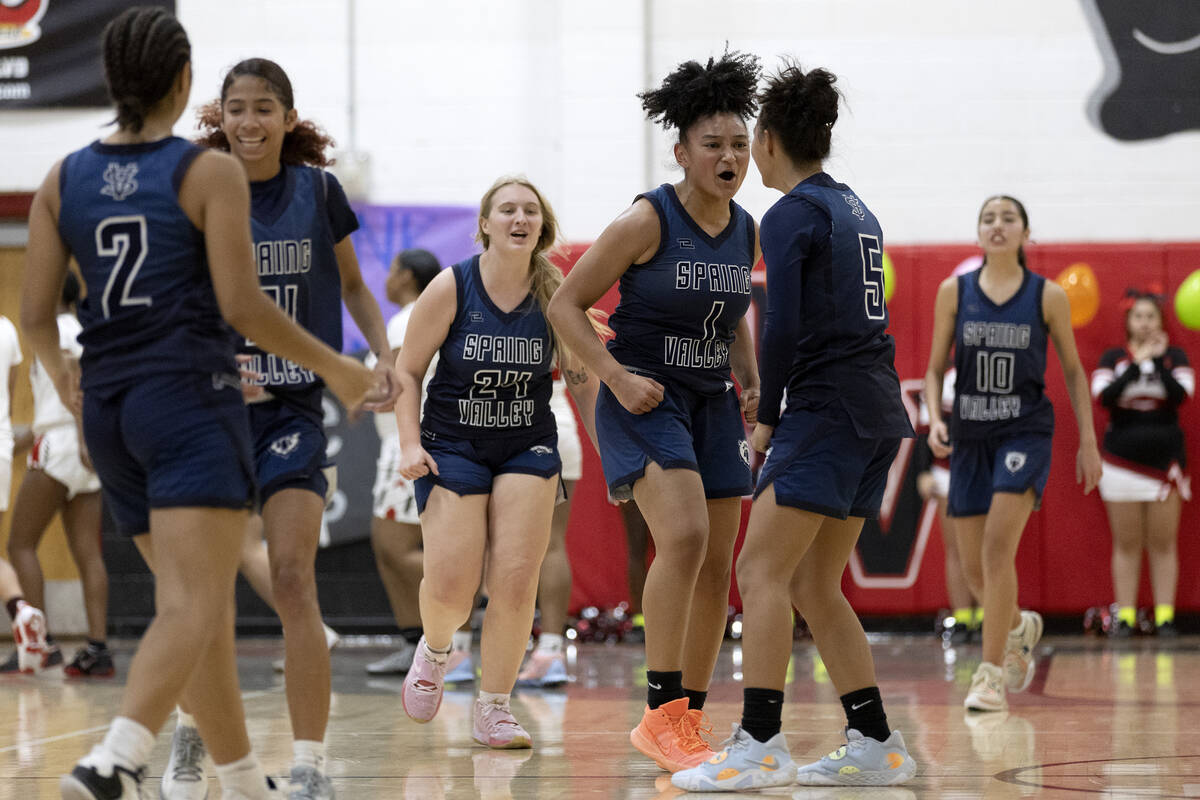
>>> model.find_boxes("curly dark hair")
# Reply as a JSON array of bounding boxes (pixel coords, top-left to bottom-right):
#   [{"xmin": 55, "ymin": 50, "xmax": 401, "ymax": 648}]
[
  {"xmin": 194, "ymin": 58, "xmax": 336, "ymax": 168},
  {"xmin": 101, "ymin": 6, "xmax": 190, "ymax": 133},
  {"xmin": 757, "ymin": 61, "xmax": 841, "ymax": 164},
  {"xmin": 639, "ymin": 49, "xmax": 760, "ymax": 140}
]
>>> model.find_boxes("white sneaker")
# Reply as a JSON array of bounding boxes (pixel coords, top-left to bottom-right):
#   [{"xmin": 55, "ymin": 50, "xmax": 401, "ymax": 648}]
[
  {"xmin": 1003, "ymin": 610, "xmax": 1043, "ymax": 692},
  {"xmin": 12, "ymin": 602, "xmax": 47, "ymax": 675},
  {"xmin": 220, "ymin": 775, "xmax": 283, "ymax": 799},
  {"xmin": 60, "ymin": 746, "xmax": 147, "ymax": 799},
  {"xmin": 161, "ymin": 724, "xmax": 209, "ymax": 799},
  {"xmin": 286, "ymin": 765, "xmax": 333, "ymax": 799},
  {"xmin": 965, "ymin": 662, "xmax": 1007, "ymax": 712},
  {"xmin": 671, "ymin": 724, "xmax": 796, "ymax": 792},
  {"xmin": 365, "ymin": 642, "xmax": 417, "ymax": 675},
  {"xmin": 793, "ymin": 728, "xmax": 917, "ymax": 786}
]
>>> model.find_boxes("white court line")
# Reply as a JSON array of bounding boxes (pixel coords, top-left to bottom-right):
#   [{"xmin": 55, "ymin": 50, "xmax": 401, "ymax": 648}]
[{"xmin": 0, "ymin": 688, "xmax": 281, "ymax": 755}]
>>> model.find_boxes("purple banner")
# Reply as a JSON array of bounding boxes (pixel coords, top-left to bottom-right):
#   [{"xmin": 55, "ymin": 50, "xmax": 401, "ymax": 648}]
[{"xmin": 342, "ymin": 204, "xmax": 480, "ymax": 352}]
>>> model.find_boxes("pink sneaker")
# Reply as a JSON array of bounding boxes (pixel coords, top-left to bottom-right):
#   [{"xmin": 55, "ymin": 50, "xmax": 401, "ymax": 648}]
[
  {"xmin": 516, "ymin": 650, "xmax": 568, "ymax": 688},
  {"xmin": 472, "ymin": 699, "xmax": 533, "ymax": 749},
  {"xmin": 402, "ymin": 638, "xmax": 449, "ymax": 723},
  {"xmin": 12, "ymin": 603, "xmax": 47, "ymax": 675}
]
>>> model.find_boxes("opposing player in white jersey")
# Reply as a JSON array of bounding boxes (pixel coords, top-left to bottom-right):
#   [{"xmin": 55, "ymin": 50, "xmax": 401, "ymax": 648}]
[{"xmin": 5, "ymin": 273, "xmax": 110, "ymax": 677}]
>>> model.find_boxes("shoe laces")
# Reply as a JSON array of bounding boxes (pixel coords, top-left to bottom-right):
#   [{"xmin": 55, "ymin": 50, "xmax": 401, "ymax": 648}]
[
  {"xmin": 170, "ymin": 728, "xmax": 206, "ymax": 782},
  {"xmin": 674, "ymin": 708, "xmax": 713, "ymax": 754},
  {"xmin": 289, "ymin": 765, "xmax": 330, "ymax": 796},
  {"xmin": 478, "ymin": 702, "xmax": 523, "ymax": 731}
]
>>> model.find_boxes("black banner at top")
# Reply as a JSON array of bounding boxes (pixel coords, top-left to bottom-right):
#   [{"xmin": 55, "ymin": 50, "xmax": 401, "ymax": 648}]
[{"xmin": 0, "ymin": 0, "xmax": 175, "ymax": 108}]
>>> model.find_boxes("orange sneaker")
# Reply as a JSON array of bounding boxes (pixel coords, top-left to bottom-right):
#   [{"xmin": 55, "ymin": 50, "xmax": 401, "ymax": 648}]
[{"xmin": 630, "ymin": 697, "xmax": 716, "ymax": 772}]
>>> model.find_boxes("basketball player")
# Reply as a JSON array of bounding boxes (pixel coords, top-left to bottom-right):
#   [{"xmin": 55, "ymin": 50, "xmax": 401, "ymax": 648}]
[
  {"xmin": 21, "ymin": 9, "xmax": 376, "ymax": 798},
  {"xmin": 548, "ymin": 51, "xmax": 762, "ymax": 772}
]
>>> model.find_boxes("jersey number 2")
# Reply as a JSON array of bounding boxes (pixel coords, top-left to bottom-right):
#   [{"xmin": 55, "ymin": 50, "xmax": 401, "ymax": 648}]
[
  {"xmin": 96, "ymin": 215, "xmax": 150, "ymax": 319},
  {"xmin": 858, "ymin": 233, "xmax": 886, "ymax": 321}
]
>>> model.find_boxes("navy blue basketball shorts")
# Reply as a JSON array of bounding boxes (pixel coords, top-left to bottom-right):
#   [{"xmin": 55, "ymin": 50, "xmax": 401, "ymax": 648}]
[
  {"xmin": 413, "ymin": 429, "xmax": 561, "ymax": 514},
  {"xmin": 248, "ymin": 399, "xmax": 332, "ymax": 505},
  {"xmin": 83, "ymin": 372, "xmax": 255, "ymax": 536},
  {"xmin": 754, "ymin": 407, "xmax": 901, "ymax": 520},
  {"xmin": 594, "ymin": 380, "xmax": 753, "ymax": 502},
  {"xmin": 947, "ymin": 432, "xmax": 1053, "ymax": 517}
]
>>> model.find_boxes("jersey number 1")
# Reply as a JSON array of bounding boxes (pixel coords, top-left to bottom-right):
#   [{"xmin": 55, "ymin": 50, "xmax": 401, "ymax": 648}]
[{"xmin": 96, "ymin": 215, "xmax": 150, "ymax": 319}]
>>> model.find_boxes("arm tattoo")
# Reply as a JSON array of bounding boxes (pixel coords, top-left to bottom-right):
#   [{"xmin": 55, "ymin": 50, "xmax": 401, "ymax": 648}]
[{"xmin": 564, "ymin": 367, "xmax": 589, "ymax": 385}]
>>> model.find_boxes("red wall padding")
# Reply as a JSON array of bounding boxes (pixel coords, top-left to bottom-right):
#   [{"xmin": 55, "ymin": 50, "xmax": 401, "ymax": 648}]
[{"xmin": 559, "ymin": 242, "xmax": 1200, "ymax": 616}]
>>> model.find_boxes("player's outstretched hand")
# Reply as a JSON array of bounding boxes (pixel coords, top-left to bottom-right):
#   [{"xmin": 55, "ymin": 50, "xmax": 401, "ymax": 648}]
[
  {"xmin": 325, "ymin": 354, "xmax": 378, "ymax": 413},
  {"xmin": 612, "ymin": 371, "xmax": 664, "ymax": 415},
  {"xmin": 928, "ymin": 419, "xmax": 953, "ymax": 459},
  {"xmin": 362, "ymin": 359, "xmax": 402, "ymax": 413}
]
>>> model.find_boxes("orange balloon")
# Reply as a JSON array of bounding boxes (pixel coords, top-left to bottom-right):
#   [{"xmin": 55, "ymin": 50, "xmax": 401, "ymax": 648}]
[{"xmin": 1055, "ymin": 263, "xmax": 1100, "ymax": 328}]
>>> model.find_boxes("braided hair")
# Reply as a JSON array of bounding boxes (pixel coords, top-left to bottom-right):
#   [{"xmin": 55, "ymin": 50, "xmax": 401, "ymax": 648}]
[
  {"xmin": 101, "ymin": 6, "xmax": 191, "ymax": 133},
  {"xmin": 639, "ymin": 50, "xmax": 760, "ymax": 141},
  {"xmin": 195, "ymin": 58, "xmax": 336, "ymax": 168}
]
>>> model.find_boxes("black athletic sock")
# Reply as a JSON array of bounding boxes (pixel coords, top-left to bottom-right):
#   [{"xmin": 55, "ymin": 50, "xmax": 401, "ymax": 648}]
[
  {"xmin": 684, "ymin": 688, "xmax": 708, "ymax": 710},
  {"xmin": 4, "ymin": 597, "xmax": 20, "ymax": 621},
  {"xmin": 400, "ymin": 627, "xmax": 423, "ymax": 645},
  {"xmin": 86, "ymin": 638, "xmax": 107, "ymax": 652},
  {"xmin": 841, "ymin": 686, "xmax": 890, "ymax": 742},
  {"xmin": 741, "ymin": 687, "xmax": 785, "ymax": 743},
  {"xmin": 646, "ymin": 670, "xmax": 684, "ymax": 710}
]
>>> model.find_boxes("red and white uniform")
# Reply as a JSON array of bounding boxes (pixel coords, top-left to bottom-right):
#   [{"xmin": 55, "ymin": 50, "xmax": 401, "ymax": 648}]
[{"xmin": 1092, "ymin": 346, "xmax": 1193, "ymax": 502}]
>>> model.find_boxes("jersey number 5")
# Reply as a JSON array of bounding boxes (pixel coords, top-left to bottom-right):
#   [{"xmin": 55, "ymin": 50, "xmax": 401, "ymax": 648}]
[
  {"xmin": 858, "ymin": 233, "xmax": 886, "ymax": 321},
  {"xmin": 96, "ymin": 215, "xmax": 150, "ymax": 319}
]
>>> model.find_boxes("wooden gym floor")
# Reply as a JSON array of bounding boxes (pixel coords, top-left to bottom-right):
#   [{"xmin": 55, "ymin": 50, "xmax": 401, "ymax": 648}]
[{"xmin": 1, "ymin": 633, "xmax": 1197, "ymax": 798}]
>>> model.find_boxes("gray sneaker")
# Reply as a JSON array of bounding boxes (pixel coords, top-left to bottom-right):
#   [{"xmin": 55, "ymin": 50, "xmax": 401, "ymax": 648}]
[
  {"xmin": 287, "ymin": 765, "xmax": 333, "ymax": 800},
  {"xmin": 365, "ymin": 642, "xmax": 417, "ymax": 675},
  {"xmin": 160, "ymin": 724, "xmax": 209, "ymax": 799},
  {"xmin": 794, "ymin": 728, "xmax": 917, "ymax": 786}
]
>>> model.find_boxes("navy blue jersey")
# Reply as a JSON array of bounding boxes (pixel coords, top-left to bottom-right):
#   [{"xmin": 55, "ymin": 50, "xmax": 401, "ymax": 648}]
[
  {"xmin": 952, "ymin": 268, "xmax": 1055, "ymax": 440},
  {"xmin": 238, "ymin": 165, "xmax": 358, "ymax": 409},
  {"xmin": 607, "ymin": 184, "xmax": 755, "ymax": 395},
  {"xmin": 421, "ymin": 256, "xmax": 555, "ymax": 440},
  {"xmin": 57, "ymin": 137, "xmax": 237, "ymax": 390},
  {"xmin": 757, "ymin": 173, "xmax": 912, "ymax": 439}
]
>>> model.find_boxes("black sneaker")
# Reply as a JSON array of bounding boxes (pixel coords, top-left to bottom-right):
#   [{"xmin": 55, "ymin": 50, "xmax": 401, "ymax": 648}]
[
  {"xmin": 66, "ymin": 646, "xmax": 116, "ymax": 678},
  {"xmin": 1156, "ymin": 620, "xmax": 1179, "ymax": 638},
  {"xmin": 59, "ymin": 760, "xmax": 146, "ymax": 799},
  {"xmin": 1111, "ymin": 619, "xmax": 1135, "ymax": 638}
]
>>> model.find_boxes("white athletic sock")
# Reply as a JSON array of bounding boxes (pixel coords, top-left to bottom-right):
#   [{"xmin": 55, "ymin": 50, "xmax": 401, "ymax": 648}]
[
  {"xmin": 536, "ymin": 633, "xmax": 564, "ymax": 655},
  {"xmin": 478, "ymin": 690, "xmax": 510, "ymax": 708},
  {"xmin": 176, "ymin": 707, "xmax": 197, "ymax": 729},
  {"xmin": 101, "ymin": 717, "xmax": 155, "ymax": 772},
  {"xmin": 452, "ymin": 630, "xmax": 472, "ymax": 653},
  {"xmin": 293, "ymin": 739, "xmax": 326, "ymax": 772},
  {"xmin": 215, "ymin": 752, "xmax": 269, "ymax": 798}
]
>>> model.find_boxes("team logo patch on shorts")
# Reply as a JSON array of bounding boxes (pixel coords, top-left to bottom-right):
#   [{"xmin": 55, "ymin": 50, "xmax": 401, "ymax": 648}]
[
  {"xmin": 269, "ymin": 432, "xmax": 302, "ymax": 458},
  {"xmin": 739, "ymin": 439, "xmax": 751, "ymax": 466},
  {"xmin": 529, "ymin": 445, "xmax": 553, "ymax": 456},
  {"xmin": 1005, "ymin": 451, "xmax": 1027, "ymax": 474}
]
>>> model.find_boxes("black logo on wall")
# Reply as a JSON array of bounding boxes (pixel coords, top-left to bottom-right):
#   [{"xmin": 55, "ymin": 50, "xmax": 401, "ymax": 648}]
[
  {"xmin": 1083, "ymin": 0, "xmax": 1200, "ymax": 141},
  {"xmin": 0, "ymin": 0, "xmax": 173, "ymax": 108}
]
